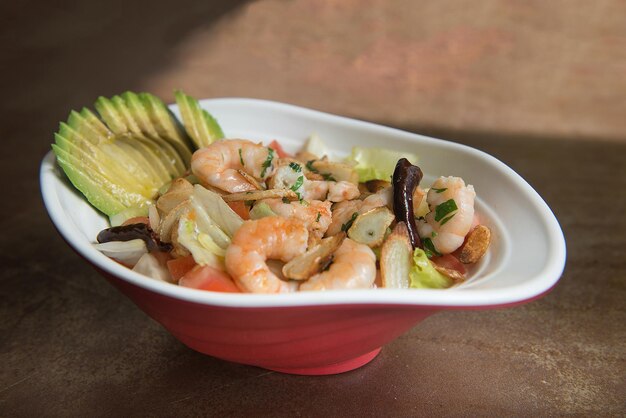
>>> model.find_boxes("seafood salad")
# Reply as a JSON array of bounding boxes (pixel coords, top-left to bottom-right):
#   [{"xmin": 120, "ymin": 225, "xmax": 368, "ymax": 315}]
[{"xmin": 53, "ymin": 91, "xmax": 491, "ymax": 293}]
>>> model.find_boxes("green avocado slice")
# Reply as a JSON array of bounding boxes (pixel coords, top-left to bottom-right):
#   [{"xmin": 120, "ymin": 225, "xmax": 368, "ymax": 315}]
[
  {"xmin": 52, "ymin": 92, "xmax": 207, "ymax": 221},
  {"xmin": 174, "ymin": 90, "xmax": 224, "ymax": 149},
  {"xmin": 55, "ymin": 133, "xmax": 141, "ymax": 195},
  {"xmin": 53, "ymin": 147, "xmax": 127, "ymax": 216},
  {"xmin": 140, "ymin": 92, "xmax": 194, "ymax": 162},
  {"xmin": 95, "ymin": 96, "xmax": 186, "ymax": 178},
  {"xmin": 52, "ymin": 144, "xmax": 150, "ymax": 212},
  {"xmin": 57, "ymin": 122, "xmax": 156, "ymax": 191}
]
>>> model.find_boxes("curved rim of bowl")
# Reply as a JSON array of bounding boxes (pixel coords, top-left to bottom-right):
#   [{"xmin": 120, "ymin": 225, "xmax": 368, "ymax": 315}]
[{"xmin": 40, "ymin": 97, "xmax": 566, "ymax": 309}]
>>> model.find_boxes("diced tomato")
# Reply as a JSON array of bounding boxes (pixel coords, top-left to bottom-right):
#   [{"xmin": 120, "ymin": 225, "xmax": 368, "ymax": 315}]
[
  {"xmin": 269, "ymin": 140, "xmax": 291, "ymax": 159},
  {"xmin": 167, "ymin": 255, "xmax": 197, "ymax": 282},
  {"xmin": 122, "ymin": 216, "xmax": 150, "ymax": 226},
  {"xmin": 431, "ymin": 254, "xmax": 466, "ymax": 275},
  {"xmin": 179, "ymin": 265, "xmax": 241, "ymax": 293},
  {"xmin": 227, "ymin": 200, "xmax": 250, "ymax": 220}
]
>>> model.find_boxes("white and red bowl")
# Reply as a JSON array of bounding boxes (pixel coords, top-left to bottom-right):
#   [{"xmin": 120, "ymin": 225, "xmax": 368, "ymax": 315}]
[{"xmin": 40, "ymin": 98, "xmax": 566, "ymax": 375}]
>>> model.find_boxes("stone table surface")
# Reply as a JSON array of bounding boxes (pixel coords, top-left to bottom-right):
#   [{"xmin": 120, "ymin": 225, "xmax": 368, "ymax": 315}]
[{"xmin": 1, "ymin": 1, "xmax": 625, "ymax": 416}]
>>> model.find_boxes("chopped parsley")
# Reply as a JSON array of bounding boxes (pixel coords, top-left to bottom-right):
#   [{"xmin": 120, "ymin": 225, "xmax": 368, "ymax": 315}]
[
  {"xmin": 341, "ymin": 212, "xmax": 359, "ymax": 232},
  {"xmin": 316, "ymin": 212, "xmax": 321, "ymax": 222},
  {"xmin": 432, "ymin": 187, "xmax": 447, "ymax": 193},
  {"xmin": 238, "ymin": 148, "xmax": 244, "ymax": 166},
  {"xmin": 282, "ymin": 197, "xmax": 291, "ymax": 204},
  {"xmin": 260, "ymin": 148, "xmax": 275, "ymax": 178},
  {"xmin": 440, "ymin": 214, "xmax": 455, "ymax": 226},
  {"xmin": 434, "ymin": 199, "xmax": 458, "ymax": 222},
  {"xmin": 321, "ymin": 173, "xmax": 336, "ymax": 181},
  {"xmin": 289, "ymin": 162, "xmax": 302, "ymax": 172},
  {"xmin": 423, "ymin": 237, "xmax": 441, "ymax": 258},
  {"xmin": 290, "ymin": 175, "xmax": 304, "ymax": 200},
  {"xmin": 306, "ymin": 160, "xmax": 319, "ymax": 173}
]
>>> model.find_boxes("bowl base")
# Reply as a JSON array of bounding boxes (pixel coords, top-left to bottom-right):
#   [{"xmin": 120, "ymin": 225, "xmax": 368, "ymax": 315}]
[{"xmin": 264, "ymin": 347, "xmax": 381, "ymax": 375}]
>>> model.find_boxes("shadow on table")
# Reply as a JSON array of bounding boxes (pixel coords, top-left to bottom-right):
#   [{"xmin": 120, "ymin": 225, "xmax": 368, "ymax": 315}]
[{"xmin": 1, "ymin": 0, "xmax": 253, "ymax": 144}]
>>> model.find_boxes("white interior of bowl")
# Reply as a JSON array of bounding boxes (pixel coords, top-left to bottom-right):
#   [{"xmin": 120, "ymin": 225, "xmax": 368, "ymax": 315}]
[{"xmin": 40, "ymin": 98, "xmax": 566, "ymax": 308}]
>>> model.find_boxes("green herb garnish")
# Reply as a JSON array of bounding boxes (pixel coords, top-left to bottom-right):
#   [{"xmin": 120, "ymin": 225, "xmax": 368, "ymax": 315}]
[
  {"xmin": 289, "ymin": 162, "xmax": 302, "ymax": 172},
  {"xmin": 341, "ymin": 212, "xmax": 359, "ymax": 232},
  {"xmin": 423, "ymin": 237, "xmax": 441, "ymax": 258},
  {"xmin": 322, "ymin": 173, "xmax": 336, "ymax": 181},
  {"xmin": 290, "ymin": 175, "xmax": 304, "ymax": 192},
  {"xmin": 440, "ymin": 214, "xmax": 455, "ymax": 226},
  {"xmin": 239, "ymin": 148, "xmax": 244, "ymax": 166},
  {"xmin": 434, "ymin": 199, "xmax": 458, "ymax": 222},
  {"xmin": 282, "ymin": 197, "xmax": 291, "ymax": 204},
  {"xmin": 432, "ymin": 187, "xmax": 447, "ymax": 193},
  {"xmin": 306, "ymin": 160, "xmax": 319, "ymax": 173},
  {"xmin": 260, "ymin": 148, "xmax": 275, "ymax": 178},
  {"xmin": 316, "ymin": 212, "xmax": 321, "ymax": 222},
  {"xmin": 290, "ymin": 175, "xmax": 304, "ymax": 200}
]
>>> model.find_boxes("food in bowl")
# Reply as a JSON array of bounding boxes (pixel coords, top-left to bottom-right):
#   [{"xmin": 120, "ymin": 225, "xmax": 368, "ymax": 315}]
[
  {"xmin": 52, "ymin": 91, "xmax": 492, "ymax": 294},
  {"xmin": 43, "ymin": 95, "xmax": 566, "ymax": 374}
]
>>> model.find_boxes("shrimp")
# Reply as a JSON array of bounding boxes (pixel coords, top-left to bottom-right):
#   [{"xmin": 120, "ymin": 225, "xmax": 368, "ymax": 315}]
[
  {"xmin": 269, "ymin": 167, "xmax": 359, "ymax": 203},
  {"xmin": 225, "ymin": 217, "xmax": 308, "ymax": 293},
  {"xmin": 299, "ymin": 238, "xmax": 376, "ymax": 291},
  {"xmin": 325, "ymin": 200, "xmax": 361, "ymax": 236},
  {"xmin": 267, "ymin": 162, "xmax": 306, "ymax": 198},
  {"xmin": 327, "ymin": 181, "xmax": 360, "ymax": 202},
  {"xmin": 303, "ymin": 180, "xmax": 329, "ymax": 200},
  {"xmin": 325, "ymin": 186, "xmax": 393, "ymax": 236},
  {"xmin": 191, "ymin": 139, "xmax": 276, "ymax": 193},
  {"xmin": 262, "ymin": 198, "xmax": 332, "ymax": 239},
  {"xmin": 417, "ymin": 176, "xmax": 476, "ymax": 254}
]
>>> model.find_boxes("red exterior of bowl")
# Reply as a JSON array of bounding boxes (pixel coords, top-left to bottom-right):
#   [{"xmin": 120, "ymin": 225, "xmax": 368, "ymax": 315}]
[{"xmin": 101, "ymin": 269, "xmax": 437, "ymax": 375}]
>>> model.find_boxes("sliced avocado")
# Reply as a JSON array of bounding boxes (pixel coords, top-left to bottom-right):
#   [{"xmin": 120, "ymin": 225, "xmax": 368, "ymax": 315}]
[
  {"xmin": 52, "ymin": 144, "xmax": 150, "ymax": 211},
  {"xmin": 53, "ymin": 145, "xmax": 127, "ymax": 216},
  {"xmin": 79, "ymin": 107, "xmax": 112, "ymax": 138},
  {"xmin": 94, "ymin": 96, "xmax": 128, "ymax": 134},
  {"xmin": 52, "ymin": 92, "xmax": 201, "ymax": 219},
  {"xmin": 55, "ymin": 123, "xmax": 156, "ymax": 189},
  {"xmin": 116, "ymin": 92, "xmax": 190, "ymax": 173},
  {"xmin": 122, "ymin": 91, "xmax": 189, "ymax": 174},
  {"xmin": 121, "ymin": 91, "xmax": 160, "ymax": 139},
  {"xmin": 55, "ymin": 131, "xmax": 158, "ymax": 198},
  {"xmin": 140, "ymin": 92, "xmax": 194, "ymax": 162},
  {"xmin": 174, "ymin": 90, "xmax": 224, "ymax": 149},
  {"xmin": 96, "ymin": 95, "xmax": 185, "ymax": 178},
  {"xmin": 114, "ymin": 136, "xmax": 171, "ymax": 186},
  {"xmin": 111, "ymin": 95, "xmax": 143, "ymax": 136},
  {"xmin": 67, "ymin": 110, "xmax": 104, "ymax": 145}
]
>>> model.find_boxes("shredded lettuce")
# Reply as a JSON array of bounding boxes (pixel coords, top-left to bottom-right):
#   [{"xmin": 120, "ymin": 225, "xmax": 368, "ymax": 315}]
[
  {"xmin": 192, "ymin": 185, "xmax": 243, "ymax": 237},
  {"xmin": 177, "ymin": 216, "xmax": 225, "ymax": 269},
  {"xmin": 347, "ymin": 147, "xmax": 419, "ymax": 182},
  {"xmin": 409, "ymin": 248, "xmax": 453, "ymax": 289},
  {"xmin": 174, "ymin": 185, "xmax": 246, "ymax": 269}
]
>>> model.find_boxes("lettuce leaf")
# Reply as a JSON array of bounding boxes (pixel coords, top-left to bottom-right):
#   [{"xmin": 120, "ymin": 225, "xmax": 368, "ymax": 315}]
[
  {"xmin": 409, "ymin": 248, "xmax": 453, "ymax": 289},
  {"xmin": 347, "ymin": 147, "xmax": 419, "ymax": 182}
]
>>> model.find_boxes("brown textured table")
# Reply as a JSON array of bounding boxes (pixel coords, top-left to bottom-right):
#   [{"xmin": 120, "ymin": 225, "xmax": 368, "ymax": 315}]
[{"xmin": 1, "ymin": 1, "xmax": 625, "ymax": 416}]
